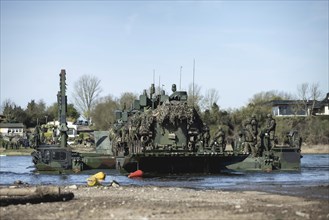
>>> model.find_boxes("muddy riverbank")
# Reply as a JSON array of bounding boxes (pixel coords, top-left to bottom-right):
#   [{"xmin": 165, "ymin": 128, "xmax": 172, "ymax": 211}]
[{"xmin": 1, "ymin": 185, "xmax": 328, "ymax": 220}]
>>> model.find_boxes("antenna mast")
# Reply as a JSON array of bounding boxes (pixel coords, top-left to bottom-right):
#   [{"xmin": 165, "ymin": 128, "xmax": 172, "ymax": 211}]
[
  {"xmin": 158, "ymin": 75, "xmax": 161, "ymax": 95},
  {"xmin": 193, "ymin": 59, "xmax": 195, "ymax": 106},
  {"xmin": 58, "ymin": 69, "xmax": 68, "ymax": 148},
  {"xmin": 153, "ymin": 69, "xmax": 155, "ymax": 85},
  {"xmin": 180, "ymin": 66, "xmax": 182, "ymax": 90}
]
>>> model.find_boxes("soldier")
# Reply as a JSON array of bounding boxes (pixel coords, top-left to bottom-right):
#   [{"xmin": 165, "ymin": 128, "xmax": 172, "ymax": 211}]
[
  {"xmin": 39, "ymin": 125, "xmax": 44, "ymax": 144},
  {"xmin": 211, "ymin": 125, "xmax": 226, "ymax": 153},
  {"xmin": 264, "ymin": 113, "xmax": 276, "ymax": 151},
  {"xmin": 121, "ymin": 126, "xmax": 129, "ymax": 156},
  {"xmin": 33, "ymin": 125, "xmax": 41, "ymax": 148},
  {"xmin": 250, "ymin": 114, "xmax": 258, "ymax": 138},
  {"xmin": 286, "ymin": 130, "xmax": 302, "ymax": 150},
  {"xmin": 52, "ymin": 128, "xmax": 58, "ymax": 144},
  {"xmin": 234, "ymin": 130, "xmax": 245, "ymax": 153},
  {"xmin": 202, "ymin": 123, "xmax": 210, "ymax": 150},
  {"xmin": 243, "ymin": 119, "xmax": 257, "ymax": 157},
  {"xmin": 250, "ymin": 114, "xmax": 259, "ymax": 155}
]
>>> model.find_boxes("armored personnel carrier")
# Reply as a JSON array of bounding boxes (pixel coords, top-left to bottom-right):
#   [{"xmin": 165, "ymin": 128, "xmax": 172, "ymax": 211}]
[
  {"xmin": 31, "ymin": 70, "xmax": 116, "ymax": 173},
  {"xmin": 112, "ymin": 84, "xmax": 249, "ymax": 173}
]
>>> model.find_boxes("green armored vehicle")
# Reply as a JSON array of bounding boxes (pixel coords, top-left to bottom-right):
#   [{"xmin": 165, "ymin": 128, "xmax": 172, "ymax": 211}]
[
  {"xmin": 31, "ymin": 70, "xmax": 116, "ymax": 173},
  {"xmin": 112, "ymin": 84, "xmax": 249, "ymax": 173},
  {"xmin": 227, "ymin": 114, "xmax": 302, "ymax": 171}
]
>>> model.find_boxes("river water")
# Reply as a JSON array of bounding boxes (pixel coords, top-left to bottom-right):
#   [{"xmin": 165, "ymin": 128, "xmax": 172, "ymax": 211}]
[{"xmin": 0, "ymin": 154, "xmax": 328, "ymax": 198}]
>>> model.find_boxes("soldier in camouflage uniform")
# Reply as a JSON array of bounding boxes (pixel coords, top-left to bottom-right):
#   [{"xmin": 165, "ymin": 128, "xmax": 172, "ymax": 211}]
[
  {"xmin": 202, "ymin": 123, "xmax": 210, "ymax": 150},
  {"xmin": 121, "ymin": 126, "xmax": 129, "ymax": 156},
  {"xmin": 233, "ymin": 130, "xmax": 245, "ymax": 153},
  {"xmin": 210, "ymin": 126, "xmax": 226, "ymax": 153},
  {"xmin": 32, "ymin": 125, "xmax": 41, "ymax": 148},
  {"xmin": 263, "ymin": 113, "xmax": 276, "ymax": 151},
  {"xmin": 250, "ymin": 114, "xmax": 258, "ymax": 138},
  {"xmin": 243, "ymin": 119, "xmax": 257, "ymax": 156},
  {"xmin": 52, "ymin": 128, "xmax": 58, "ymax": 144},
  {"xmin": 250, "ymin": 114, "xmax": 259, "ymax": 156}
]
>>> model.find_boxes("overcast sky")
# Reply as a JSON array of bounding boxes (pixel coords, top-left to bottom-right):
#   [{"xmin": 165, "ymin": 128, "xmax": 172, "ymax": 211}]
[{"xmin": 1, "ymin": 1, "xmax": 328, "ymax": 111}]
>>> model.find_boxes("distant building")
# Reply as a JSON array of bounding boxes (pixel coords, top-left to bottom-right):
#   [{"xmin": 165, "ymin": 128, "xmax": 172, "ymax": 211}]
[
  {"xmin": 270, "ymin": 93, "xmax": 329, "ymax": 117},
  {"xmin": 313, "ymin": 93, "xmax": 329, "ymax": 116},
  {"xmin": 271, "ymin": 100, "xmax": 308, "ymax": 116},
  {"xmin": 0, "ymin": 123, "xmax": 25, "ymax": 137}
]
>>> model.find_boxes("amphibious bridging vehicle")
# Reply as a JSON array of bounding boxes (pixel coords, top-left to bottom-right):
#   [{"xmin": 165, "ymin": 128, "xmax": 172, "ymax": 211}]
[
  {"xmin": 31, "ymin": 70, "xmax": 115, "ymax": 173},
  {"xmin": 32, "ymin": 70, "xmax": 300, "ymax": 174},
  {"xmin": 227, "ymin": 130, "xmax": 302, "ymax": 171},
  {"xmin": 112, "ymin": 84, "xmax": 249, "ymax": 173}
]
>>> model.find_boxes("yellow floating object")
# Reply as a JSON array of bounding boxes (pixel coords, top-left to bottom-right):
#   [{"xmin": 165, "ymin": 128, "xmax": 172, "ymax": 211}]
[
  {"xmin": 94, "ymin": 172, "xmax": 106, "ymax": 181},
  {"xmin": 87, "ymin": 172, "xmax": 106, "ymax": 187},
  {"xmin": 87, "ymin": 176, "xmax": 98, "ymax": 187}
]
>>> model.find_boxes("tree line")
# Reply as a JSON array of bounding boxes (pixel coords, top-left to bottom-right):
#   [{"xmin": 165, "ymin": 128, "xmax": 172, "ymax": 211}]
[
  {"xmin": 83, "ymin": 75, "xmax": 327, "ymax": 145},
  {"xmin": 1, "ymin": 99, "xmax": 80, "ymax": 128},
  {"xmin": 1, "ymin": 74, "xmax": 327, "ymax": 145}
]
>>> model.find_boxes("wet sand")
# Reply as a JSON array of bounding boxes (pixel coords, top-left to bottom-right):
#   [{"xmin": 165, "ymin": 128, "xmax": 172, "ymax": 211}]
[{"xmin": 1, "ymin": 185, "xmax": 328, "ymax": 220}]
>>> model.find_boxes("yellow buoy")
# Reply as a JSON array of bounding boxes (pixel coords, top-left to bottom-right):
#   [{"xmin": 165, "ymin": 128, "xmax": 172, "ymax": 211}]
[
  {"xmin": 94, "ymin": 172, "xmax": 106, "ymax": 181},
  {"xmin": 87, "ymin": 172, "xmax": 106, "ymax": 187}
]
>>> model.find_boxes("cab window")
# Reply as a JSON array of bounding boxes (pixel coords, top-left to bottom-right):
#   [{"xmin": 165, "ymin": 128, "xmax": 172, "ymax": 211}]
[{"xmin": 52, "ymin": 151, "xmax": 67, "ymax": 160}]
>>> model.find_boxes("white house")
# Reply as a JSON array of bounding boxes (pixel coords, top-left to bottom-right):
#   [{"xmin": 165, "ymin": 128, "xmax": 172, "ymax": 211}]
[
  {"xmin": 314, "ymin": 93, "xmax": 329, "ymax": 116},
  {"xmin": 0, "ymin": 123, "xmax": 25, "ymax": 137}
]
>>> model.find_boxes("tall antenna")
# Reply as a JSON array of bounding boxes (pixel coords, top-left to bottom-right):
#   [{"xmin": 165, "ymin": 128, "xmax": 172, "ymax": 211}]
[
  {"xmin": 180, "ymin": 66, "xmax": 182, "ymax": 90},
  {"xmin": 158, "ymin": 75, "xmax": 161, "ymax": 95},
  {"xmin": 153, "ymin": 69, "xmax": 155, "ymax": 85},
  {"xmin": 58, "ymin": 69, "xmax": 68, "ymax": 148},
  {"xmin": 193, "ymin": 59, "xmax": 195, "ymax": 106}
]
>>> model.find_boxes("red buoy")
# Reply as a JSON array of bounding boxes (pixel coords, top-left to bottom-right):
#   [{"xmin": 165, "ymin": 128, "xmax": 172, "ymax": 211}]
[{"xmin": 128, "ymin": 170, "xmax": 143, "ymax": 178}]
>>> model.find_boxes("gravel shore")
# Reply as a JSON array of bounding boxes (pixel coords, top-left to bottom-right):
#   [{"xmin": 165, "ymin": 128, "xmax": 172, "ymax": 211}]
[{"xmin": 1, "ymin": 185, "xmax": 328, "ymax": 220}]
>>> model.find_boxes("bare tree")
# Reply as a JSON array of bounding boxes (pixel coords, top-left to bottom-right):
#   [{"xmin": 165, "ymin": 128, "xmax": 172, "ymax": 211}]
[
  {"xmin": 72, "ymin": 75, "xmax": 102, "ymax": 122},
  {"xmin": 119, "ymin": 92, "xmax": 138, "ymax": 110},
  {"xmin": 310, "ymin": 83, "xmax": 322, "ymax": 116},
  {"xmin": 201, "ymin": 88, "xmax": 220, "ymax": 111},
  {"xmin": 296, "ymin": 82, "xmax": 322, "ymax": 116},
  {"xmin": 297, "ymin": 83, "xmax": 310, "ymax": 115}
]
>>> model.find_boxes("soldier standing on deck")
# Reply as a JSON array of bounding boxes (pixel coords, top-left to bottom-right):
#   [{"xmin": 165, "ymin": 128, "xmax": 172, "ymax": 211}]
[
  {"xmin": 251, "ymin": 114, "xmax": 258, "ymax": 138},
  {"xmin": 202, "ymin": 123, "xmax": 210, "ymax": 150},
  {"xmin": 262, "ymin": 113, "xmax": 276, "ymax": 151},
  {"xmin": 243, "ymin": 119, "xmax": 257, "ymax": 157},
  {"xmin": 211, "ymin": 126, "xmax": 226, "ymax": 153},
  {"xmin": 250, "ymin": 114, "xmax": 259, "ymax": 155}
]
